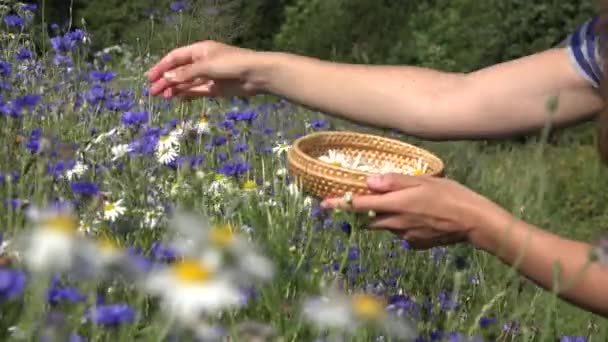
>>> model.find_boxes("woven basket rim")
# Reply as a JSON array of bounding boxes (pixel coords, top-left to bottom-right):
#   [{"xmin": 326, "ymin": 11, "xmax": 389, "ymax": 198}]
[{"xmin": 290, "ymin": 131, "xmax": 445, "ymax": 177}]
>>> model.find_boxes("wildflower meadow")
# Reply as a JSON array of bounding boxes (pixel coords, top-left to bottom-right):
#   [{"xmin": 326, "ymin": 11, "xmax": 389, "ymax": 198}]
[{"xmin": 0, "ymin": 2, "xmax": 607, "ymax": 342}]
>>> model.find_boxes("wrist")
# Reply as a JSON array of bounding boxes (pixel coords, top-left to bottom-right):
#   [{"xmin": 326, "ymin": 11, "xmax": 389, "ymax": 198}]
[
  {"xmin": 247, "ymin": 51, "xmax": 291, "ymax": 94},
  {"xmin": 466, "ymin": 200, "xmax": 520, "ymax": 254}
]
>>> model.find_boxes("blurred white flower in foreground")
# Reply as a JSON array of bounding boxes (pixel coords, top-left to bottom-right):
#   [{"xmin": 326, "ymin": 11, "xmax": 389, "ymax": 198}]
[
  {"xmin": 169, "ymin": 213, "xmax": 275, "ymax": 284},
  {"xmin": 19, "ymin": 207, "xmax": 82, "ymax": 273},
  {"xmin": 143, "ymin": 257, "xmax": 243, "ymax": 326},
  {"xmin": 301, "ymin": 290, "xmax": 416, "ymax": 339}
]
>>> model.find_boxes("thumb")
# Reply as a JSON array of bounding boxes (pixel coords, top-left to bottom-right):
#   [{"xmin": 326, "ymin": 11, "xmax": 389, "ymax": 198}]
[{"xmin": 366, "ymin": 173, "xmax": 421, "ymax": 193}]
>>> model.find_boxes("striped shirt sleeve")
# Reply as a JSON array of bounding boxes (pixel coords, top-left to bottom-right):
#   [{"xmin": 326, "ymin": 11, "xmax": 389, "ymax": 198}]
[{"xmin": 566, "ymin": 16, "xmax": 603, "ymax": 88}]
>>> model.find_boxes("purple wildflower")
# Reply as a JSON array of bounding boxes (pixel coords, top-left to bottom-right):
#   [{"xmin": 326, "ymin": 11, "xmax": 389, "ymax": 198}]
[
  {"xmin": 85, "ymin": 303, "xmax": 136, "ymax": 327},
  {"xmin": 0, "ymin": 268, "xmax": 27, "ymax": 301}
]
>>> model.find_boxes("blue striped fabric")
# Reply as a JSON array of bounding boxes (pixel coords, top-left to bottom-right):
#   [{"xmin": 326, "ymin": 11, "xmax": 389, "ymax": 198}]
[{"xmin": 566, "ymin": 16, "xmax": 603, "ymax": 88}]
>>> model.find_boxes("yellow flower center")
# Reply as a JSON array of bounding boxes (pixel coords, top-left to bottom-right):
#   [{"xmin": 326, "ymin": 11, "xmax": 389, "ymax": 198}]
[
  {"xmin": 352, "ymin": 294, "xmax": 386, "ymax": 320},
  {"xmin": 173, "ymin": 259, "xmax": 212, "ymax": 283},
  {"xmin": 331, "ymin": 161, "xmax": 341, "ymax": 167},
  {"xmin": 214, "ymin": 173, "xmax": 225, "ymax": 181},
  {"xmin": 210, "ymin": 224, "xmax": 235, "ymax": 246},
  {"xmin": 104, "ymin": 202, "xmax": 115, "ymax": 212},
  {"xmin": 97, "ymin": 236, "xmax": 120, "ymax": 252},
  {"xmin": 160, "ymin": 135, "xmax": 170, "ymax": 143},
  {"xmin": 413, "ymin": 169, "xmax": 424, "ymax": 176},
  {"xmin": 242, "ymin": 180, "xmax": 257, "ymax": 190},
  {"xmin": 199, "ymin": 115, "xmax": 208, "ymax": 124},
  {"xmin": 42, "ymin": 214, "xmax": 78, "ymax": 233}
]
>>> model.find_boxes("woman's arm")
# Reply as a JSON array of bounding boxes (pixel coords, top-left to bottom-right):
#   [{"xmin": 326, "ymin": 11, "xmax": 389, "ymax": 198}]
[
  {"xmin": 470, "ymin": 207, "xmax": 608, "ymax": 317},
  {"xmin": 261, "ymin": 47, "xmax": 603, "ymax": 140}
]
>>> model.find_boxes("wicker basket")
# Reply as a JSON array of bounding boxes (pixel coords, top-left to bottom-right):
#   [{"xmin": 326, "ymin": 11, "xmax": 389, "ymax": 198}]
[{"xmin": 287, "ymin": 131, "xmax": 445, "ymax": 199}]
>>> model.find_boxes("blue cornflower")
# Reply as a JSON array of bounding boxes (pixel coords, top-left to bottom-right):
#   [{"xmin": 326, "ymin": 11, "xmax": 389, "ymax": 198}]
[
  {"xmin": 347, "ymin": 246, "xmax": 359, "ymax": 261},
  {"xmin": 218, "ymin": 161, "xmax": 250, "ymax": 177},
  {"xmin": 339, "ymin": 221, "xmax": 352, "ymax": 235},
  {"xmin": 479, "ymin": 317, "xmax": 496, "ymax": 328},
  {"xmin": 15, "ymin": 48, "xmax": 33, "ymax": 60},
  {"xmin": 0, "ymin": 268, "xmax": 27, "ymax": 301},
  {"xmin": 66, "ymin": 29, "xmax": 86, "ymax": 43},
  {"xmin": 212, "ymin": 135, "xmax": 227, "ymax": 146},
  {"xmin": 85, "ymin": 303, "xmax": 136, "ymax": 327},
  {"xmin": 438, "ymin": 291, "xmax": 459, "ymax": 311},
  {"xmin": 48, "ymin": 285, "xmax": 87, "ymax": 305},
  {"xmin": 21, "ymin": 3, "xmax": 38, "ymax": 12},
  {"xmin": 386, "ymin": 294, "xmax": 420, "ymax": 318},
  {"xmin": 121, "ymin": 111, "xmax": 149, "ymax": 126},
  {"xmin": 233, "ymin": 143, "xmax": 248, "ymax": 152},
  {"xmin": 50, "ymin": 35, "xmax": 76, "ymax": 53},
  {"xmin": 105, "ymin": 90, "xmax": 134, "ymax": 111},
  {"xmin": 150, "ymin": 242, "xmax": 179, "ymax": 263},
  {"xmin": 89, "ymin": 70, "xmax": 115, "ymax": 83},
  {"xmin": 85, "ymin": 84, "xmax": 107, "ymax": 105},
  {"xmin": 217, "ymin": 152, "xmax": 228, "ymax": 162},
  {"xmin": 170, "ymin": 1, "xmax": 190, "ymax": 11},
  {"xmin": 25, "ymin": 128, "xmax": 42, "ymax": 153},
  {"xmin": 561, "ymin": 337, "xmax": 587, "ymax": 342},
  {"xmin": 4, "ymin": 15, "xmax": 25, "ymax": 28},
  {"xmin": 3, "ymin": 198, "xmax": 22, "ymax": 209},
  {"xmin": 0, "ymin": 101, "xmax": 21, "ymax": 118},
  {"xmin": 0, "ymin": 60, "xmax": 10, "ymax": 77},
  {"xmin": 15, "ymin": 94, "xmax": 40, "ymax": 108},
  {"xmin": 126, "ymin": 247, "xmax": 153, "ymax": 273},
  {"xmin": 309, "ymin": 119, "xmax": 328, "ymax": 130},
  {"xmin": 52, "ymin": 54, "xmax": 73, "ymax": 67},
  {"xmin": 70, "ymin": 181, "xmax": 99, "ymax": 196},
  {"xmin": 218, "ymin": 120, "xmax": 235, "ymax": 130},
  {"xmin": 236, "ymin": 110, "xmax": 257, "ymax": 121},
  {"xmin": 48, "ymin": 160, "xmax": 77, "ymax": 177}
]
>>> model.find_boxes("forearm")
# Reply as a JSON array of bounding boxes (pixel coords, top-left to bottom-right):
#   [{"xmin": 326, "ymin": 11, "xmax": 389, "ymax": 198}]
[
  {"xmin": 255, "ymin": 49, "xmax": 603, "ymax": 140},
  {"xmin": 257, "ymin": 51, "xmax": 465, "ymax": 138},
  {"xmin": 472, "ymin": 207, "xmax": 608, "ymax": 317}
]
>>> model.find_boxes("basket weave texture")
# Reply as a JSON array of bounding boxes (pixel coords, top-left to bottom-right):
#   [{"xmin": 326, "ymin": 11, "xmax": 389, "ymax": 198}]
[{"xmin": 287, "ymin": 131, "xmax": 445, "ymax": 199}]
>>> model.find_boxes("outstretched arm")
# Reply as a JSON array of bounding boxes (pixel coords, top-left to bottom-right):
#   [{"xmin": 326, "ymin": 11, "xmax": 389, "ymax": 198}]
[
  {"xmin": 260, "ymin": 47, "xmax": 602, "ymax": 140},
  {"xmin": 471, "ymin": 206, "xmax": 608, "ymax": 317},
  {"xmin": 149, "ymin": 18, "xmax": 604, "ymax": 140}
]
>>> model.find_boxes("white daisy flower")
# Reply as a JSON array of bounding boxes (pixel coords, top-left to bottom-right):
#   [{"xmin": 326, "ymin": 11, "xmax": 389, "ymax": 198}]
[
  {"xmin": 158, "ymin": 134, "xmax": 180, "ymax": 151},
  {"xmin": 319, "ymin": 149, "xmax": 351, "ymax": 168},
  {"xmin": 143, "ymin": 258, "xmax": 243, "ymax": 326},
  {"xmin": 196, "ymin": 115, "xmax": 211, "ymax": 135},
  {"xmin": 103, "ymin": 199, "xmax": 126, "ymax": 222},
  {"xmin": 111, "ymin": 144, "xmax": 131, "ymax": 161},
  {"xmin": 156, "ymin": 145, "xmax": 179, "ymax": 165},
  {"xmin": 168, "ymin": 214, "xmax": 274, "ymax": 283},
  {"xmin": 65, "ymin": 161, "xmax": 88, "ymax": 181},
  {"xmin": 19, "ymin": 207, "xmax": 82, "ymax": 273},
  {"xmin": 301, "ymin": 291, "xmax": 416, "ymax": 339},
  {"xmin": 271, "ymin": 141, "xmax": 290, "ymax": 156}
]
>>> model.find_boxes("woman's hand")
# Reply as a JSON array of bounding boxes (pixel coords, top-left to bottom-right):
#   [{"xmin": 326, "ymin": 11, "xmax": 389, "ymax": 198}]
[
  {"xmin": 320, "ymin": 173, "xmax": 507, "ymax": 250},
  {"xmin": 146, "ymin": 40, "xmax": 271, "ymax": 99}
]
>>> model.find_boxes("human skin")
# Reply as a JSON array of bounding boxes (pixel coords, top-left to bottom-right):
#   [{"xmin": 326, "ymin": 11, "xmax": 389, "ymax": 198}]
[{"xmin": 145, "ymin": 40, "xmax": 608, "ymax": 317}]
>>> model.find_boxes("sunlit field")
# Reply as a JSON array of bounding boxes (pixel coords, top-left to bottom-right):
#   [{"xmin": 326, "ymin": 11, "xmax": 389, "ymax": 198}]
[{"xmin": 0, "ymin": 2, "xmax": 607, "ymax": 342}]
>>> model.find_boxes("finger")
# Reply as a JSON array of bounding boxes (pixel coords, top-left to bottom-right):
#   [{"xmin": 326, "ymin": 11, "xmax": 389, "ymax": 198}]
[
  {"xmin": 150, "ymin": 65, "xmax": 208, "ymax": 96},
  {"xmin": 146, "ymin": 45, "xmax": 196, "ymax": 82},
  {"xmin": 366, "ymin": 173, "xmax": 424, "ymax": 193},
  {"xmin": 367, "ymin": 214, "xmax": 419, "ymax": 230},
  {"xmin": 321, "ymin": 191, "xmax": 410, "ymax": 213}
]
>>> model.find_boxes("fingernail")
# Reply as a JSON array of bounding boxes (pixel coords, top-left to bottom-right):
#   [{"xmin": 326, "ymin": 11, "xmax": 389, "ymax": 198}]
[{"xmin": 163, "ymin": 72, "xmax": 176, "ymax": 80}]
